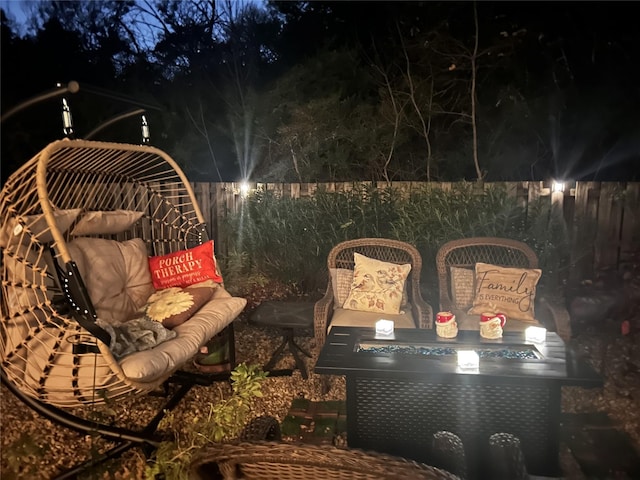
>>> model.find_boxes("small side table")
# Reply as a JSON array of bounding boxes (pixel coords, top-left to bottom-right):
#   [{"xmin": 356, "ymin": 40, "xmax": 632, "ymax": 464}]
[{"xmin": 249, "ymin": 301, "xmax": 315, "ymax": 379}]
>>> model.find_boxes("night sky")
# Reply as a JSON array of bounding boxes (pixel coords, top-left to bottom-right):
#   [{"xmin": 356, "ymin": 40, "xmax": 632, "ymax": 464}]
[{"xmin": 1, "ymin": 1, "xmax": 639, "ymax": 182}]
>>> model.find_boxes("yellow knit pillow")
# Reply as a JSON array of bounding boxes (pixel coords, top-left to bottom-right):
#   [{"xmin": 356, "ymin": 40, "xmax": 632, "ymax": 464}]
[{"xmin": 143, "ymin": 285, "xmax": 214, "ymax": 329}]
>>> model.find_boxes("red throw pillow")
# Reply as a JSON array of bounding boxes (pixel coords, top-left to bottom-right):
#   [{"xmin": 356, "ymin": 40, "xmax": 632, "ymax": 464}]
[{"xmin": 148, "ymin": 241, "xmax": 223, "ymax": 290}]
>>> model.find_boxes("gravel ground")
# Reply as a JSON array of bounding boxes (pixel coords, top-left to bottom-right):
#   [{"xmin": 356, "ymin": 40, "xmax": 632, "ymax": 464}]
[{"xmin": 1, "ymin": 308, "xmax": 639, "ymax": 479}]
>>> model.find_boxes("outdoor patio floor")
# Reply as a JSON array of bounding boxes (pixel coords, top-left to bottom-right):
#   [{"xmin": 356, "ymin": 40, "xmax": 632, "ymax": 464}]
[
  {"xmin": 560, "ymin": 412, "xmax": 640, "ymax": 479},
  {"xmin": 251, "ymin": 297, "xmax": 640, "ymax": 480},
  {"xmin": 276, "ymin": 397, "xmax": 640, "ymax": 479},
  {"xmin": 1, "ymin": 303, "xmax": 639, "ymax": 479}
]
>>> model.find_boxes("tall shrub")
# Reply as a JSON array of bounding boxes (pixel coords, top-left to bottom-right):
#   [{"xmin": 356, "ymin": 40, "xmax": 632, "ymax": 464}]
[
  {"xmin": 393, "ymin": 182, "xmax": 526, "ymax": 256},
  {"xmin": 220, "ymin": 182, "xmax": 569, "ymax": 294}
]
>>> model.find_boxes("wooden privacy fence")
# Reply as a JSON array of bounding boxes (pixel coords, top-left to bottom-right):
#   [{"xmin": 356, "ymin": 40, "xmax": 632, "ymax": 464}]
[{"xmin": 192, "ymin": 181, "xmax": 640, "ymax": 282}]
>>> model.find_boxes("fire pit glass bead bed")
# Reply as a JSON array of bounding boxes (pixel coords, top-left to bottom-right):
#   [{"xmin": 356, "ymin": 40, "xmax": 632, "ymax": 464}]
[{"xmin": 356, "ymin": 342, "xmax": 542, "ymax": 360}]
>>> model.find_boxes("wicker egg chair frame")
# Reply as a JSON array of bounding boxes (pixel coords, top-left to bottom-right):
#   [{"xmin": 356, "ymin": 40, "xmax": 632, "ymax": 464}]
[{"xmin": 0, "ymin": 137, "xmax": 239, "ymax": 478}]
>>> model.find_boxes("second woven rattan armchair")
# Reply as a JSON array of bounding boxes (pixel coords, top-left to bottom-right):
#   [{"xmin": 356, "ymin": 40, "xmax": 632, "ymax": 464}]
[
  {"xmin": 190, "ymin": 441, "xmax": 462, "ymax": 480},
  {"xmin": 435, "ymin": 237, "xmax": 571, "ymax": 341},
  {"xmin": 314, "ymin": 238, "xmax": 434, "ymax": 349}
]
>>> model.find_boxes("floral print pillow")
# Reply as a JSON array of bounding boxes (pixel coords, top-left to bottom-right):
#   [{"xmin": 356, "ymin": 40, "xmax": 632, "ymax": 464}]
[{"xmin": 343, "ymin": 253, "xmax": 411, "ymax": 315}]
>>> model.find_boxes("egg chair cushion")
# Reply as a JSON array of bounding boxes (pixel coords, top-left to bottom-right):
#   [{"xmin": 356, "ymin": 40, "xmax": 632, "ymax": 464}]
[
  {"xmin": 71, "ymin": 210, "xmax": 144, "ymax": 236},
  {"xmin": 118, "ymin": 290, "xmax": 246, "ymax": 382},
  {"xmin": 0, "ymin": 208, "xmax": 82, "ymax": 248},
  {"xmin": 66, "ymin": 237, "xmax": 155, "ymax": 323},
  {"xmin": 65, "ymin": 237, "xmax": 247, "ymax": 383}
]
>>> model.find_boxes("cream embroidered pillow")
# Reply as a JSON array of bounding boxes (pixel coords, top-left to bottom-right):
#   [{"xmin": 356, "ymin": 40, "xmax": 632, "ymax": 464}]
[
  {"xmin": 343, "ymin": 253, "xmax": 411, "ymax": 315},
  {"xmin": 331, "ymin": 267, "xmax": 409, "ymax": 310},
  {"xmin": 450, "ymin": 266, "xmax": 475, "ymax": 308},
  {"xmin": 468, "ymin": 262, "xmax": 541, "ymax": 323}
]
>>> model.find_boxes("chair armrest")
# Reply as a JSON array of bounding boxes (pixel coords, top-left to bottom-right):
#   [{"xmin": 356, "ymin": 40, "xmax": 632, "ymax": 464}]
[
  {"xmin": 537, "ymin": 296, "xmax": 572, "ymax": 342},
  {"xmin": 408, "ymin": 276, "xmax": 434, "ymax": 329},
  {"xmin": 412, "ymin": 295, "xmax": 434, "ymax": 329},
  {"xmin": 191, "ymin": 441, "xmax": 463, "ymax": 480},
  {"xmin": 314, "ymin": 288, "xmax": 335, "ymax": 348}
]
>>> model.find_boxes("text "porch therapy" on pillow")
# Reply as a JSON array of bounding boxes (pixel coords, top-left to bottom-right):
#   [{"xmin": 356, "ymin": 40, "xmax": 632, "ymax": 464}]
[{"xmin": 148, "ymin": 240, "xmax": 223, "ymax": 290}]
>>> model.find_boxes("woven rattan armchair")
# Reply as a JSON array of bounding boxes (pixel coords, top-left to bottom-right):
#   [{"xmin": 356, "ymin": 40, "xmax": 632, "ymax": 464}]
[
  {"xmin": 314, "ymin": 238, "xmax": 433, "ymax": 349},
  {"xmin": 435, "ymin": 237, "xmax": 571, "ymax": 340},
  {"xmin": 190, "ymin": 441, "xmax": 462, "ymax": 480}
]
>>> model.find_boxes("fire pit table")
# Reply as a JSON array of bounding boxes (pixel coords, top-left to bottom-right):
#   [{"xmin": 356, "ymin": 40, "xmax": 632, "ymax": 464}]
[{"xmin": 314, "ymin": 326, "xmax": 602, "ymax": 479}]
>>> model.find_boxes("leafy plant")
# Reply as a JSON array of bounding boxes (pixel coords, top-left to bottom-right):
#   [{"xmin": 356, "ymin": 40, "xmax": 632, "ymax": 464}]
[
  {"xmin": 4, "ymin": 392, "xmax": 128, "ymax": 480},
  {"xmin": 221, "ymin": 182, "xmax": 570, "ymax": 294},
  {"xmin": 2, "ymin": 432, "xmax": 48, "ymax": 480},
  {"xmin": 217, "ymin": 248, "xmax": 271, "ymax": 297},
  {"xmin": 145, "ymin": 363, "xmax": 268, "ymax": 480}
]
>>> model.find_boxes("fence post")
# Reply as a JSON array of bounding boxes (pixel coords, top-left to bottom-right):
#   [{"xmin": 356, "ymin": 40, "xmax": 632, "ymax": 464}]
[
  {"xmin": 595, "ymin": 183, "xmax": 624, "ymax": 271},
  {"xmin": 619, "ymin": 183, "xmax": 640, "ymax": 269}
]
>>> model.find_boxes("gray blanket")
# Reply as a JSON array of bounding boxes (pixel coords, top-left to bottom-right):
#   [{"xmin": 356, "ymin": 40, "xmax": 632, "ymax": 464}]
[{"xmin": 97, "ymin": 317, "xmax": 176, "ymax": 358}]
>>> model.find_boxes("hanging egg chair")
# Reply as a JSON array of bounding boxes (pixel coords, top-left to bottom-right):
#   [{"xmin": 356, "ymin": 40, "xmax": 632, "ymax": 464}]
[{"xmin": 1, "ymin": 84, "xmax": 246, "ymax": 477}]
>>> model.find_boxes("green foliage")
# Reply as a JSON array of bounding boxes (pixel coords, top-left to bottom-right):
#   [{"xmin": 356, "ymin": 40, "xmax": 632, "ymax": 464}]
[
  {"xmin": 221, "ymin": 183, "xmax": 570, "ymax": 293},
  {"xmin": 393, "ymin": 183, "xmax": 524, "ymax": 251},
  {"xmin": 254, "ymin": 47, "xmax": 396, "ymax": 182},
  {"xmin": 221, "ymin": 190, "xmax": 326, "ymax": 293},
  {"xmin": 2, "ymin": 432, "xmax": 48, "ymax": 479},
  {"xmin": 221, "ymin": 184, "xmax": 406, "ymax": 293},
  {"xmin": 518, "ymin": 198, "xmax": 571, "ymax": 292},
  {"xmin": 217, "ymin": 248, "xmax": 271, "ymax": 297},
  {"xmin": 145, "ymin": 363, "xmax": 268, "ymax": 480},
  {"xmin": 3, "ymin": 3, "xmax": 637, "ymax": 184}
]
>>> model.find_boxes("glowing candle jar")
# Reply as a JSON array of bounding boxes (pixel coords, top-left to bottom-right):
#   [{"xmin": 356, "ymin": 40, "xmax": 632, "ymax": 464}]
[
  {"xmin": 525, "ymin": 326, "xmax": 547, "ymax": 344},
  {"xmin": 375, "ymin": 319, "xmax": 395, "ymax": 338},
  {"xmin": 457, "ymin": 350, "xmax": 479, "ymax": 370}
]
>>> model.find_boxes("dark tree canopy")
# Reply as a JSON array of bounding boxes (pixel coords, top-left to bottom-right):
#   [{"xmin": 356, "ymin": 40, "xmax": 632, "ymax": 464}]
[{"xmin": 2, "ymin": 1, "xmax": 639, "ymax": 185}]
